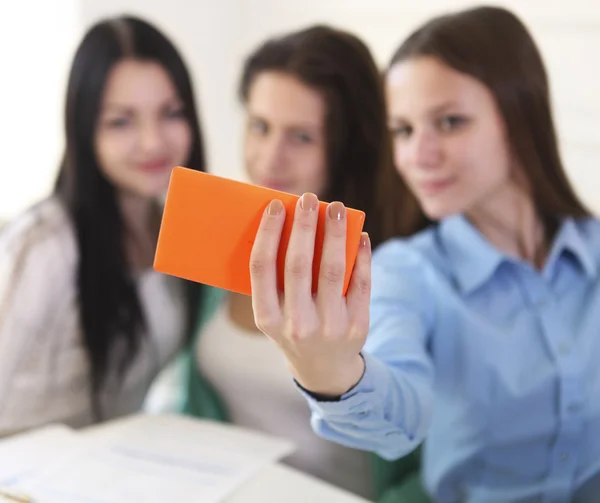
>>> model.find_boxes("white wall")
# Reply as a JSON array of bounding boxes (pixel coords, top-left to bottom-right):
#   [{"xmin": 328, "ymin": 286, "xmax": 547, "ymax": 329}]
[
  {"xmin": 2, "ymin": 0, "xmax": 599, "ymax": 220},
  {"xmin": 0, "ymin": 0, "xmax": 81, "ymax": 220}
]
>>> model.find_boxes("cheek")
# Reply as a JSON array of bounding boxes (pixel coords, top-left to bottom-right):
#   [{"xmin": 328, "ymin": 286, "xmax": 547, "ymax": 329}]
[
  {"xmin": 299, "ymin": 147, "xmax": 327, "ymax": 192},
  {"xmin": 391, "ymin": 142, "xmax": 412, "ymax": 180},
  {"xmin": 460, "ymin": 135, "xmax": 510, "ymax": 186},
  {"xmin": 167, "ymin": 123, "xmax": 193, "ymax": 161},
  {"xmin": 487, "ymin": 140, "xmax": 512, "ymax": 183},
  {"xmin": 243, "ymin": 137, "xmax": 260, "ymax": 179},
  {"xmin": 94, "ymin": 133, "xmax": 129, "ymax": 181},
  {"xmin": 299, "ymin": 146, "xmax": 325, "ymax": 174}
]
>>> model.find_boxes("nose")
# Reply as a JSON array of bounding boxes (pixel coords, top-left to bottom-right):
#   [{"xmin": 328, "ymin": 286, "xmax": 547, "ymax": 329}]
[
  {"xmin": 407, "ymin": 129, "xmax": 443, "ymax": 169},
  {"xmin": 139, "ymin": 121, "xmax": 165, "ymax": 155},
  {"xmin": 255, "ymin": 134, "xmax": 287, "ymax": 178}
]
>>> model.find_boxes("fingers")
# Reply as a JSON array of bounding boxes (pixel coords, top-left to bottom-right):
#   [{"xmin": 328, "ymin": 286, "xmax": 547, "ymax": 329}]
[
  {"xmin": 317, "ymin": 202, "xmax": 348, "ymax": 308},
  {"xmin": 284, "ymin": 193, "xmax": 319, "ymax": 316},
  {"xmin": 250, "ymin": 199, "xmax": 286, "ymax": 337},
  {"xmin": 346, "ymin": 232, "xmax": 372, "ymax": 338}
]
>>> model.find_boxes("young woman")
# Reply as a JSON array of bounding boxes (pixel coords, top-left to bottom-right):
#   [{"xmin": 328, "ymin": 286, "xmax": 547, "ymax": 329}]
[
  {"xmin": 0, "ymin": 16, "xmax": 206, "ymax": 437},
  {"xmin": 249, "ymin": 6, "xmax": 600, "ymax": 502},
  {"xmin": 183, "ymin": 25, "xmax": 410, "ymax": 500}
]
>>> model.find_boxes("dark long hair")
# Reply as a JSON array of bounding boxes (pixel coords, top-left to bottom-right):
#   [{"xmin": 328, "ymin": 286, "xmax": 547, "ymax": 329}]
[
  {"xmin": 239, "ymin": 25, "xmax": 399, "ymax": 248},
  {"xmin": 382, "ymin": 5, "xmax": 589, "ymax": 237},
  {"xmin": 54, "ymin": 15, "xmax": 206, "ymax": 417}
]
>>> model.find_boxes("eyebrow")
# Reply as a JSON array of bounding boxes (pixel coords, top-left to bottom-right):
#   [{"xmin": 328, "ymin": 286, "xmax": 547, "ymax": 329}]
[
  {"xmin": 248, "ymin": 113, "xmax": 322, "ymax": 132},
  {"xmin": 102, "ymin": 97, "xmax": 183, "ymax": 113},
  {"xmin": 388, "ymin": 100, "xmax": 464, "ymax": 124},
  {"xmin": 429, "ymin": 100, "xmax": 463, "ymax": 115}
]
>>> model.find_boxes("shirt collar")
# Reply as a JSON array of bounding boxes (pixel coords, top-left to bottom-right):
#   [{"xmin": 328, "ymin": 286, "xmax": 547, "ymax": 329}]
[
  {"xmin": 438, "ymin": 214, "xmax": 504, "ymax": 294},
  {"xmin": 438, "ymin": 215, "xmax": 597, "ymax": 294},
  {"xmin": 545, "ymin": 217, "xmax": 597, "ymax": 279}
]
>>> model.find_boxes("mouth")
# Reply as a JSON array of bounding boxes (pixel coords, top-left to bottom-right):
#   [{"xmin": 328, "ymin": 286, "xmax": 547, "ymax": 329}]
[
  {"xmin": 259, "ymin": 179, "xmax": 293, "ymax": 192},
  {"xmin": 137, "ymin": 159, "xmax": 172, "ymax": 174},
  {"xmin": 417, "ymin": 177, "xmax": 457, "ymax": 195}
]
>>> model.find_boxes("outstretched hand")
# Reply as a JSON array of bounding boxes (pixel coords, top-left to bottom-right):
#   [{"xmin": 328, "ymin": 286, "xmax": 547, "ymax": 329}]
[{"xmin": 249, "ymin": 193, "xmax": 371, "ymax": 396}]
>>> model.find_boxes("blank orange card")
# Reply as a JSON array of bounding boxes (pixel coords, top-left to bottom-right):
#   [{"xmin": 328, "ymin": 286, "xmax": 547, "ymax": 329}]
[{"xmin": 154, "ymin": 167, "xmax": 366, "ymax": 296}]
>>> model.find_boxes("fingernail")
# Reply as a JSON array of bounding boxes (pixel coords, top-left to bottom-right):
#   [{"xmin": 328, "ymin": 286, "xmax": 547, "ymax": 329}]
[
  {"xmin": 267, "ymin": 199, "xmax": 283, "ymax": 215},
  {"xmin": 328, "ymin": 201, "xmax": 345, "ymax": 221},
  {"xmin": 360, "ymin": 232, "xmax": 370, "ymax": 250},
  {"xmin": 300, "ymin": 193, "xmax": 318, "ymax": 211}
]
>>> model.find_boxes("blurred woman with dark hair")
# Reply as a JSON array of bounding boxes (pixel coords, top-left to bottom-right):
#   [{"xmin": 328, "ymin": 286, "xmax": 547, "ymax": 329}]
[{"xmin": 0, "ymin": 15, "xmax": 206, "ymax": 436}]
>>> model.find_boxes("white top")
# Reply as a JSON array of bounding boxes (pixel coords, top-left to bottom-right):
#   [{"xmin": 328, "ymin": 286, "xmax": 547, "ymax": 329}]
[
  {"xmin": 0, "ymin": 197, "xmax": 186, "ymax": 438},
  {"xmin": 196, "ymin": 296, "xmax": 373, "ymax": 500}
]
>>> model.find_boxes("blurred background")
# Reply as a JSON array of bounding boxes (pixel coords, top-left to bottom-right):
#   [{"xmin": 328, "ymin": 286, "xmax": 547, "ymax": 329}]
[{"xmin": 1, "ymin": 0, "xmax": 598, "ymax": 221}]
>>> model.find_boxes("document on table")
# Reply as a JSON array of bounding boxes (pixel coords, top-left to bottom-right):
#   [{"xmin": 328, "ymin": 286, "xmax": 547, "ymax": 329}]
[
  {"xmin": 0, "ymin": 424, "xmax": 80, "ymax": 486},
  {"xmin": 15, "ymin": 414, "xmax": 295, "ymax": 503}
]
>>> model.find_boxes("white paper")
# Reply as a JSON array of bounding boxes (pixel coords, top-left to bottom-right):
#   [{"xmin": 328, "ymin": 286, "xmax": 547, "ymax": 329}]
[
  {"xmin": 0, "ymin": 424, "xmax": 80, "ymax": 486},
  {"xmin": 17, "ymin": 414, "xmax": 295, "ymax": 503}
]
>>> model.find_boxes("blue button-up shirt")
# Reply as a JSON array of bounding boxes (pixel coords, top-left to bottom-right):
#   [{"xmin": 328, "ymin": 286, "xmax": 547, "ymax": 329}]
[{"xmin": 303, "ymin": 215, "xmax": 600, "ymax": 503}]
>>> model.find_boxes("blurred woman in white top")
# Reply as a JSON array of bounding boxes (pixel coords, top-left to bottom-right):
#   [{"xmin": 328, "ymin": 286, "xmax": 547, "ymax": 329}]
[{"xmin": 0, "ymin": 15, "xmax": 206, "ymax": 437}]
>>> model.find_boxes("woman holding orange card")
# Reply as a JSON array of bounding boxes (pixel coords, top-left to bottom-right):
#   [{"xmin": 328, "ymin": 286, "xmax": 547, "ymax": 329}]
[
  {"xmin": 249, "ymin": 6, "xmax": 600, "ymax": 503},
  {"xmin": 183, "ymin": 25, "xmax": 412, "ymax": 501}
]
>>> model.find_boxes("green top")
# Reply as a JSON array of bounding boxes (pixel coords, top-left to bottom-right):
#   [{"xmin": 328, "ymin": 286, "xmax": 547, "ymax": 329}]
[{"xmin": 181, "ymin": 285, "xmax": 427, "ymax": 502}]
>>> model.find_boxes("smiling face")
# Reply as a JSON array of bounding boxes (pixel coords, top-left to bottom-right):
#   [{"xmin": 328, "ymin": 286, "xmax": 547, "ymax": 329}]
[
  {"xmin": 94, "ymin": 59, "xmax": 192, "ymax": 199},
  {"xmin": 386, "ymin": 56, "xmax": 514, "ymax": 220},
  {"xmin": 243, "ymin": 71, "xmax": 328, "ymax": 197}
]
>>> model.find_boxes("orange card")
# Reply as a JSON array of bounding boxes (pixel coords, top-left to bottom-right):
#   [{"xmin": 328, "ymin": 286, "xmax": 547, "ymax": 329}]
[{"xmin": 154, "ymin": 167, "xmax": 366, "ymax": 296}]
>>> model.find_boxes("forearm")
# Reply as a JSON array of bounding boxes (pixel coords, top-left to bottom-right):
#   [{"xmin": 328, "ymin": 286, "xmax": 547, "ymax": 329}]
[{"xmin": 298, "ymin": 351, "xmax": 433, "ymax": 460}]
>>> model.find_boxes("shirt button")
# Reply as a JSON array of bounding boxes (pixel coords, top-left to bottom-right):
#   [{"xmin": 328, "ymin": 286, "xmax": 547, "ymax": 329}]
[
  {"xmin": 559, "ymin": 452, "xmax": 570, "ymax": 462},
  {"xmin": 558, "ymin": 341, "xmax": 570, "ymax": 355},
  {"xmin": 567, "ymin": 403, "xmax": 582, "ymax": 414}
]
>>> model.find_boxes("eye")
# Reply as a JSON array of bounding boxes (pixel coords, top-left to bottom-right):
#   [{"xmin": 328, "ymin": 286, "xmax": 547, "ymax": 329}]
[
  {"xmin": 439, "ymin": 115, "xmax": 467, "ymax": 132},
  {"xmin": 164, "ymin": 107, "xmax": 186, "ymax": 120},
  {"xmin": 105, "ymin": 117, "xmax": 131, "ymax": 129},
  {"xmin": 390, "ymin": 124, "xmax": 412, "ymax": 139},
  {"xmin": 289, "ymin": 131, "xmax": 314, "ymax": 145},
  {"xmin": 249, "ymin": 119, "xmax": 268, "ymax": 135}
]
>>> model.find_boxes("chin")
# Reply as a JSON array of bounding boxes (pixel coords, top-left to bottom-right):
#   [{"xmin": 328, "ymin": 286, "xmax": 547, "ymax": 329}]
[
  {"xmin": 420, "ymin": 201, "xmax": 464, "ymax": 221},
  {"xmin": 123, "ymin": 184, "xmax": 166, "ymax": 201},
  {"xmin": 144, "ymin": 176, "xmax": 171, "ymax": 197}
]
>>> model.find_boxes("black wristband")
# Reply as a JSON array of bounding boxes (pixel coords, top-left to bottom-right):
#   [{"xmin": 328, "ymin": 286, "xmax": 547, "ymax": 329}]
[
  {"xmin": 294, "ymin": 380, "xmax": 344, "ymax": 402},
  {"xmin": 293, "ymin": 354, "xmax": 366, "ymax": 402}
]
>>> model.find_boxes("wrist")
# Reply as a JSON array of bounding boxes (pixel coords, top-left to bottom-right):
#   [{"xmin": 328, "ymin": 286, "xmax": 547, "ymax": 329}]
[{"xmin": 291, "ymin": 354, "xmax": 365, "ymax": 397}]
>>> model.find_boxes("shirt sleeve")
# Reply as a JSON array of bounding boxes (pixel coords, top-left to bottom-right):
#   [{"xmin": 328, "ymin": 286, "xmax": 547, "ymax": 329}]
[
  {"xmin": 298, "ymin": 239, "xmax": 436, "ymax": 460},
  {"xmin": 0, "ymin": 216, "xmax": 68, "ymax": 402}
]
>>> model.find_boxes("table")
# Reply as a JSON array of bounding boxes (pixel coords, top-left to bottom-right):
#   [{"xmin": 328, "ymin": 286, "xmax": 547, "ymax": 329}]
[
  {"xmin": 226, "ymin": 463, "xmax": 370, "ymax": 502},
  {"xmin": 80, "ymin": 415, "xmax": 371, "ymax": 503}
]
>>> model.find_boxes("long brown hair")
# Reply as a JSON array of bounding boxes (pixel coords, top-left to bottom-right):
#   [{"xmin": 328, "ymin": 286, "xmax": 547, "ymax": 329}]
[
  {"xmin": 55, "ymin": 16, "xmax": 206, "ymax": 417},
  {"xmin": 239, "ymin": 25, "xmax": 400, "ymax": 247},
  {"xmin": 383, "ymin": 5, "xmax": 589, "ymax": 237}
]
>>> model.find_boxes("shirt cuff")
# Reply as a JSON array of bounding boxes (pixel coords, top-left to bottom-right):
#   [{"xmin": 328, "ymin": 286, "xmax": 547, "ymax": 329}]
[
  {"xmin": 294, "ymin": 354, "xmax": 366, "ymax": 402},
  {"xmin": 295, "ymin": 352, "xmax": 390, "ymax": 416}
]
